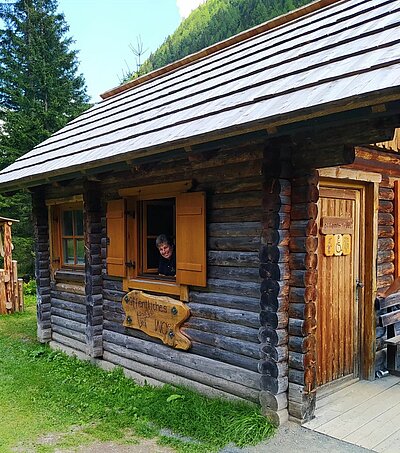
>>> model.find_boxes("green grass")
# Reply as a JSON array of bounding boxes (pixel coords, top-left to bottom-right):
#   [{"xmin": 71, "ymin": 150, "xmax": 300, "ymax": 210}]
[{"xmin": 0, "ymin": 296, "xmax": 275, "ymax": 452}]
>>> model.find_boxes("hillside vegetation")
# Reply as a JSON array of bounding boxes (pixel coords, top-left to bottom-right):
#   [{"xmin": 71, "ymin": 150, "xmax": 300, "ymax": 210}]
[{"xmin": 134, "ymin": 0, "xmax": 313, "ymax": 78}]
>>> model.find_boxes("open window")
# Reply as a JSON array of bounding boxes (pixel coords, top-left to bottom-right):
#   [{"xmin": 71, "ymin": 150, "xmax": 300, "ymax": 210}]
[{"xmin": 106, "ymin": 182, "xmax": 206, "ymax": 296}]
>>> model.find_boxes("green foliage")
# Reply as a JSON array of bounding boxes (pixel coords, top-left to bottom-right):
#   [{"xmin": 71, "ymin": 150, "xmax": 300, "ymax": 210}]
[
  {"xmin": 131, "ymin": 0, "xmax": 314, "ymax": 79},
  {"xmin": 23, "ymin": 278, "xmax": 37, "ymax": 295},
  {"xmin": 0, "ymin": 0, "xmax": 90, "ymax": 275},
  {"xmin": 0, "ymin": 301, "xmax": 275, "ymax": 452}
]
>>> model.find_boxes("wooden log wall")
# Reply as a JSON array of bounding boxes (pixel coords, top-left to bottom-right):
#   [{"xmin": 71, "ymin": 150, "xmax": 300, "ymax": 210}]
[
  {"xmin": 100, "ymin": 145, "xmax": 265, "ymax": 404},
  {"xmin": 287, "ymin": 169, "xmax": 319, "ymax": 423},
  {"xmin": 84, "ymin": 182, "xmax": 103, "ymax": 357},
  {"xmin": 32, "ymin": 188, "xmax": 52, "ymax": 342},
  {"xmin": 257, "ymin": 143, "xmax": 290, "ymax": 426},
  {"xmin": 347, "ymin": 148, "xmax": 398, "ymax": 373},
  {"xmin": 50, "ymin": 271, "xmax": 88, "ymax": 353}
]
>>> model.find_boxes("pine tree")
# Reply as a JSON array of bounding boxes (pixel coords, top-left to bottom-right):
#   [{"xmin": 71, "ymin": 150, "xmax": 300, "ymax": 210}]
[{"xmin": 0, "ymin": 0, "xmax": 90, "ymax": 275}]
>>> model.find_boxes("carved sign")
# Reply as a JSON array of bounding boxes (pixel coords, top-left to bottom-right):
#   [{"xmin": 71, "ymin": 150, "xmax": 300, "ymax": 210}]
[
  {"xmin": 320, "ymin": 217, "xmax": 353, "ymax": 235},
  {"xmin": 122, "ymin": 290, "xmax": 191, "ymax": 350},
  {"xmin": 324, "ymin": 234, "xmax": 351, "ymax": 257}
]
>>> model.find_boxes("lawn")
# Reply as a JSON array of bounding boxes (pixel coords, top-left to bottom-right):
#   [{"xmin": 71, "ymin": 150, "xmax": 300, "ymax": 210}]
[{"xmin": 0, "ymin": 295, "xmax": 274, "ymax": 453}]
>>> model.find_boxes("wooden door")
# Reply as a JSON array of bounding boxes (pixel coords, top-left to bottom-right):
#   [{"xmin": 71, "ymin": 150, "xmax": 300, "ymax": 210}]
[{"xmin": 316, "ymin": 185, "xmax": 363, "ymax": 387}]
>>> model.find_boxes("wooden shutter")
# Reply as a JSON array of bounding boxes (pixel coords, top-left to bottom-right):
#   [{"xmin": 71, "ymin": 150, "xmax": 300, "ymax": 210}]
[
  {"xmin": 176, "ymin": 192, "xmax": 206, "ymax": 287},
  {"xmin": 395, "ymin": 180, "xmax": 400, "ymax": 278},
  {"xmin": 49, "ymin": 205, "xmax": 61, "ymax": 274},
  {"xmin": 106, "ymin": 199, "xmax": 126, "ymax": 277}
]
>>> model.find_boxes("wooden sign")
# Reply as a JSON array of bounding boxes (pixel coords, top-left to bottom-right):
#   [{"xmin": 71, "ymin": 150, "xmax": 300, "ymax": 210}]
[
  {"xmin": 122, "ymin": 290, "xmax": 191, "ymax": 350},
  {"xmin": 324, "ymin": 233, "xmax": 351, "ymax": 257},
  {"xmin": 320, "ymin": 217, "xmax": 353, "ymax": 235}
]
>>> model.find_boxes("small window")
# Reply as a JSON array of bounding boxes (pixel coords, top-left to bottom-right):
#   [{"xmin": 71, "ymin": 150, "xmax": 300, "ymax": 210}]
[
  {"xmin": 140, "ymin": 198, "xmax": 175, "ymax": 276},
  {"xmin": 61, "ymin": 208, "xmax": 84, "ymax": 266}
]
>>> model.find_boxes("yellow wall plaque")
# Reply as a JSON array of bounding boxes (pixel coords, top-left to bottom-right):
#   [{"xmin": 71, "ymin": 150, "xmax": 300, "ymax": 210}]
[
  {"xmin": 342, "ymin": 234, "xmax": 351, "ymax": 255},
  {"xmin": 122, "ymin": 290, "xmax": 191, "ymax": 350},
  {"xmin": 334, "ymin": 234, "xmax": 343, "ymax": 256},
  {"xmin": 324, "ymin": 235, "xmax": 334, "ymax": 256}
]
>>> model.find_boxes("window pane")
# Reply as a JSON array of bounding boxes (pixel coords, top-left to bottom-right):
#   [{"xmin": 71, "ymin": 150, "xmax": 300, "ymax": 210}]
[
  {"xmin": 76, "ymin": 239, "xmax": 85, "ymax": 264},
  {"xmin": 63, "ymin": 239, "xmax": 74, "ymax": 264},
  {"xmin": 62, "ymin": 211, "xmax": 73, "ymax": 236},
  {"xmin": 146, "ymin": 199, "xmax": 174, "ymax": 237},
  {"xmin": 75, "ymin": 210, "xmax": 84, "ymax": 236}
]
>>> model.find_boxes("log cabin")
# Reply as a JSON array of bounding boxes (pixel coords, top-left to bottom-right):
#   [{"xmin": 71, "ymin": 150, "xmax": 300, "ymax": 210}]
[{"xmin": 0, "ymin": 0, "xmax": 399, "ymax": 425}]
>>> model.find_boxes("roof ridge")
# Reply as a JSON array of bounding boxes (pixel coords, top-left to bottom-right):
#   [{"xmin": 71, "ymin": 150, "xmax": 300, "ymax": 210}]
[{"xmin": 100, "ymin": 0, "xmax": 343, "ymax": 100}]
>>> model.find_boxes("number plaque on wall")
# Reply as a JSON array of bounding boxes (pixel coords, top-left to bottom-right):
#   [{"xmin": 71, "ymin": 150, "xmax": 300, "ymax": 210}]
[{"xmin": 122, "ymin": 290, "xmax": 191, "ymax": 350}]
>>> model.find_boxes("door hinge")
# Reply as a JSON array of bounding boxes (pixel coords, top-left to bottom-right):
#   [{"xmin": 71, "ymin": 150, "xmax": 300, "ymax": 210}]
[{"xmin": 125, "ymin": 261, "xmax": 135, "ymax": 269}]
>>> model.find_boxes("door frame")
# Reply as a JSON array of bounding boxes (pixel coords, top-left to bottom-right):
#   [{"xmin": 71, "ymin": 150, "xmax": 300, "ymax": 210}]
[{"xmin": 318, "ymin": 168, "xmax": 381, "ymax": 381}]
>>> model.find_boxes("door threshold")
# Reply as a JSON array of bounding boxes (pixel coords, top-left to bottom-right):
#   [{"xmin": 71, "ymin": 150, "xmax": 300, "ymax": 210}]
[{"xmin": 317, "ymin": 375, "xmax": 359, "ymax": 400}]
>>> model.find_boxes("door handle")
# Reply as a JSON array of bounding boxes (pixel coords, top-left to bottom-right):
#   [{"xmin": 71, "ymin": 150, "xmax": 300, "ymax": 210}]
[{"xmin": 356, "ymin": 280, "xmax": 364, "ymax": 289}]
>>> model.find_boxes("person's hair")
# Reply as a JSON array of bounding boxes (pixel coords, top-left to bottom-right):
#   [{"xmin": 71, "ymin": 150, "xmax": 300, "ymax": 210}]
[{"xmin": 156, "ymin": 234, "xmax": 174, "ymax": 248}]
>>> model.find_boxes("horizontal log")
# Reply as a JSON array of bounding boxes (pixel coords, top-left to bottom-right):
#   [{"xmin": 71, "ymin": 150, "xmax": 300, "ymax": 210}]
[
  {"xmin": 52, "ymin": 324, "xmax": 86, "ymax": 343},
  {"xmin": 103, "ymin": 278, "xmax": 124, "ymax": 291},
  {"xmin": 292, "ymin": 172, "xmax": 319, "ymax": 187},
  {"xmin": 377, "ymin": 262, "xmax": 395, "ymax": 277},
  {"xmin": 288, "ymin": 303, "xmax": 316, "ymax": 320},
  {"xmin": 260, "ymin": 375, "xmax": 288, "ymax": 394},
  {"xmin": 208, "ymin": 236, "xmax": 260, "ymax": 252},
  {"xmin": 260, "ymin": 294, "xmax": 289, "ymax": 313},
  {"xmin": 262, "ymin": 212, "xmax": 291, "ymax": 230},
  {"xmin": 379, "ymin": 310, "xmax": 400, "ymax": 327},
  {"xmin": 261, "ymin": 229, "xmax": 290, "ymax": 247},
  {"xmin": 288, "ymin": 253, "xmax": 318, "ymax": 271},
  {"xmin": 208, "ymin": 222, "xmax": 262, "ymax": 237},
  {"xmin": 190, "ymin": 342, "xmax": 259, "ymax": 372},
  {"xmin": 289, "ymin": 351, "xmax": 315, "ymax": 371},
  {"xmin": 210, "ymin": 192, "xmax": 262, "ymax": 210},
  {"xmin": 377, "ymin": 250, "xmax": 395, "ymax": 265},
  {"xmin": 207, "ymin": 266, "xmax": 260, "ymax": 282},
  {"xmin": 289, "ymin": 270, "xmax": 318, "ymax": 287},
  {"xmin": 289, "ymin": 287, "xmax": 317, "ymax": 303},
  {"xmin": 189, "ymin": 303, "xmax": 260, "ymax": 328},
  {"xmin": 207, "ymin": 251, "xmax": 259, "ymax": 267},
  {"xmin": 290, "ymin": 220, "xmax": 317, "ymax": 237},
  {"xmin": 51, "ymin": 297, "xmax": 86, "ymax": 314},
  {"xmin": 260, "ymin": 278, "xmax": 289, "ymax": 298},
  {"xmin": 291, "ymin": 186, "xmax": 319, "ymax": 204},
  {"xmin": 259, "ymin": 245, "xmax": 290, "ymax": 263},
  {"xmin": 259, "ymin": 262, "xmax": 290, "ymax": 281},
  {"xmin": 104, "ymin": 329, "xmax": 261, "ymax": 389},
  {"xmin": 182, "ymin": 328, "xmax": 260, "ymax": 359},
  {"xmin": 51, "ymin": 307, "xmax": 86, "ymax": 324},
  {"xmin": 292, "ymin": 145, "xmax": 355, "ymax": 171},
  {"xmin": 377, "ymin": 274, "xmax": 394, "ymax": 292},
  {"xmin": 379, "ymin": 200, "xmax": 393, "ymax": 213},
  {"xmin": 378, "ymin": 225, "xmax": 395, "ymax": 238},
  {"xmin": 190, "ymin": 291, "xmax": 260, "ymax": 313},
  {"xmin": 379, "ymin": 187, "xmax": 394, "ymax": 201},
  {"xmin": 378, "ymin": 213, "xmax": 394, "ymax": 226},
  {"xmin": 288, "ymin": 399, "xmax": 316, "ymax": 422},
  {"xmin": 197, "ymin": 176, "xmax": 263, "ymax": 195},
  {"xmin": 291, "ymin": 203, "xmax": 318, "ymax": 221},
  {"xmin": 288, "ymin": 335, "xmax": 316, "ymax": 354},
  {"xmin": 51, "ymin": 315, "xmax": 85, "ymax": 334},
  {"xmin": 259, "ymin": 391, "xmax": 288, "ymax": 411},
  {"xmin": 258, "ymin": 360, "xmax": 288, "ymax": 377},
  {"xmin": 103, "ymin": 289, "xmax": 125, "ymax": 302},
  {"xmin": 183, "ymin": 317, "xmax": 260, "ymax": 343},
  {"xmin": 208, "ymin": 207, "xmax": 262, "ymax": 223},
  {"xmin": 52, "ymin": 333, "xmax": 86, "ymax": 353},
  {"xmin": 289, "ymin": 237, "xmax": 318, "ymax": 254},
  {"xmin": 260, "ymin": 344, "xmax": 288, "ymax": 362},
  {"xmin": 53, "ymin": 282, "xmax": 85, "ymax": 295},
  {"xmin": 103, "ymin": 345, "xmax": 260, "ymax": 402},
  {"xmin": 258, "ymin": 327, "xmax": 288, "ymax": 346},
  {"xmin": 289, "ymin": 318, "xmax": 316, "ymax": 337},
  {"xmin": 204, "ymin": 278, "xmax": 260, "ymax": 298},
  {"xmin": 260, "ymin": 310, "xmax": 288, "ymax": 330}
]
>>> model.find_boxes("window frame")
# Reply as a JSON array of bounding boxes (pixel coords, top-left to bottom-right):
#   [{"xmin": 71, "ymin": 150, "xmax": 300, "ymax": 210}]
[
  {"xmin": 107, "ymin": 181, "xmax": 206, "ymax": 300},
  {"xmin": 59, "ymin": 204, "xmax": 85, "ymax": 268}
]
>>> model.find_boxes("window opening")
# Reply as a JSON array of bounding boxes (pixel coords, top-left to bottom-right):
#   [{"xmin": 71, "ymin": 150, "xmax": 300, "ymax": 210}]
[
  {"xmin": 62, "ymin": 208, "xmax": 84, "ymax": 266},
  {"xmin": 140, "ymin": 198, "xmax": 175, "ymax": 276}
]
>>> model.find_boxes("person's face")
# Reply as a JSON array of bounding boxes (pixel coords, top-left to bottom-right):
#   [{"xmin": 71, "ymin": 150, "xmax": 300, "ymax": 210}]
[{"xmin": 158, "ymin": 242, "xmax": 173, "ymax": 259}]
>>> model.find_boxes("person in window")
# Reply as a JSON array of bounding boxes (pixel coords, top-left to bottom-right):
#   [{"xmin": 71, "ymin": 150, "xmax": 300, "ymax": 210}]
[{"xmin": 156, "ymin": 234, "xmax": 176, "ymax": 277}]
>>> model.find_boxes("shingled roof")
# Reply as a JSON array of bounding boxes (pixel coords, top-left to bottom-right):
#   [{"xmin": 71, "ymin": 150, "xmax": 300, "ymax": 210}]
[{"xmin": 0, "ymin": 0, "xmax": 399, "ymax": 190}]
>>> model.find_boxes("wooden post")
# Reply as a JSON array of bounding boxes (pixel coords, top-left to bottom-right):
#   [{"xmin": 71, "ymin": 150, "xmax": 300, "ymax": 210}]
[
  {"xmin": 0, "ymin": 270, "xmax": 6, "ymax": 314},
  {"xmin": 18, "ymin": 279, "xmax": 24, "ymax": 312},
  {"xmin": 12, "ymin": 260, "xmax": 18, "ymax": 312}
]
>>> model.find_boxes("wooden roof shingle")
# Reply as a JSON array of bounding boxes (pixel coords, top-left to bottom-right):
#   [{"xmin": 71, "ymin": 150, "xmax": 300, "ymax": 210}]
[{"xmin": 0, "ymin": 0, "xmax": 399, "ymax": 190}]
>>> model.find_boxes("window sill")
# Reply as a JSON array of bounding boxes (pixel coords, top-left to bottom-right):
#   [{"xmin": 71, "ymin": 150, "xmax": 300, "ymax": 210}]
[{"xmin": 123, "ymin": 278, "xmax": 188, "ymax": 301}]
